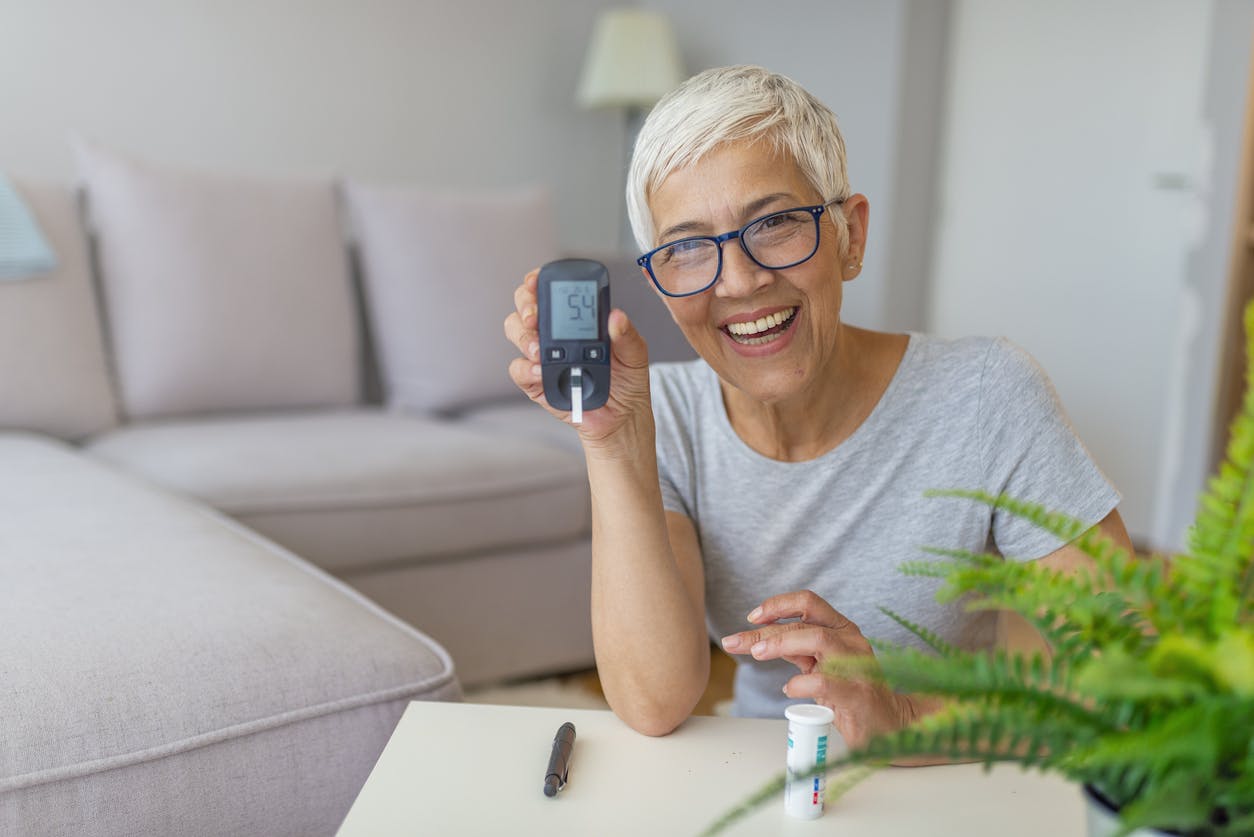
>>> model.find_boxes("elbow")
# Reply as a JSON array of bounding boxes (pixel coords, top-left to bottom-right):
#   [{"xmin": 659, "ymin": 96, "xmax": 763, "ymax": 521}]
[
  {"xmin": 607, "ymin": 688, "xmax": 699, "ymax": 737},
  {"xmin": 615, "ymin": 703, "xmax": 689, "ymax": 737}
]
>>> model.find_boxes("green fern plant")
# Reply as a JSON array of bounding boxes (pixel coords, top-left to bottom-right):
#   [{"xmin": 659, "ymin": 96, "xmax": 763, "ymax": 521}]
[{"xmin": 705, "ymin": 302, "xmax": 1254, "ymax": 837}]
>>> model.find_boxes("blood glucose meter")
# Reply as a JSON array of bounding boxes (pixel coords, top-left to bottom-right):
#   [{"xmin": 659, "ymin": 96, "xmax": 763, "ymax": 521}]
[{"xmin": 537, "ymin": 258, "xmax": 611, "ymax": 424}]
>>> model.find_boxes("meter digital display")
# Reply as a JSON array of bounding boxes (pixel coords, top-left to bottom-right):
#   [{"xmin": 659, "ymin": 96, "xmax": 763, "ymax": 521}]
[{"xmin": 548, "ymin": 280, "xmax": 599, "ymax": 341}]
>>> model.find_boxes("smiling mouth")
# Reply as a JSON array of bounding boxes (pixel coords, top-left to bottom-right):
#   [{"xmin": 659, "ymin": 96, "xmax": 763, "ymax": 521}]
[{"xmin": 722, "ymin": 307, "xmax": 798, "ymax": 346}]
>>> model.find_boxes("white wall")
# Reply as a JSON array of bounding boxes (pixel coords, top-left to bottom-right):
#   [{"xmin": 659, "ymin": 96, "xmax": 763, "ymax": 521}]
[
  {"xmin": 1165, "ymin": 0, "xmax": 1254, "ymax": 552},
  {"xmin": 928, "ymin": 0, "xmax": 1253, "ymax": 550},
  {"xmin": 2, "ymin": 0, "xmax": 944, "ymax": 326},
  {"xmin": 0, "ymin": 0, "xmax": 625, "ymax": 254}
]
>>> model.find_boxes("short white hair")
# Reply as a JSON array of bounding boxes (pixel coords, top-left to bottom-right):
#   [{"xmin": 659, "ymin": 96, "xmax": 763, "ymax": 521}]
[{"xmin": 626, "ymin": 65, "xmax": 851, "ymax": 254}]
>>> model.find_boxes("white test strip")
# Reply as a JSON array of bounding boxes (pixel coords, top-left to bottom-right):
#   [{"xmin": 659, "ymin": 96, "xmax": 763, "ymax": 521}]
[{"xmin": 570, "ymin": 366, "xmax": 583, "ymax": 425}]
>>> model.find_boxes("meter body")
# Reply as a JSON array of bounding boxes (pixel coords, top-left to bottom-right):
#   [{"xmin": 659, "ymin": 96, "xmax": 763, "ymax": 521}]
[{"xmin": 537, "ymin": 259, "xmax": 611, "ymax": 417}]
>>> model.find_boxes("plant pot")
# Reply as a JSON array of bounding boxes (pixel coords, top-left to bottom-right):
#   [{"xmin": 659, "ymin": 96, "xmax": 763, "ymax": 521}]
[{"xmin": 1083, "ymin": 785, "xmax": 1175, "ymax": 837}]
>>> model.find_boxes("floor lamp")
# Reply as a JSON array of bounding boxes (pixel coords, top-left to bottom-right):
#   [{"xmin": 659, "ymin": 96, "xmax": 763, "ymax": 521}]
[{"xmin": 576, "ymin": 8, "xmax": 684, "ymax": 255}]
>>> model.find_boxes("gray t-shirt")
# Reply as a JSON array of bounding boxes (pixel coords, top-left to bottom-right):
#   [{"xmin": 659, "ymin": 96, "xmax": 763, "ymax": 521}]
[{"xmin": 649, "ymin": 333, "xmax": 1120, "ymax": 719}]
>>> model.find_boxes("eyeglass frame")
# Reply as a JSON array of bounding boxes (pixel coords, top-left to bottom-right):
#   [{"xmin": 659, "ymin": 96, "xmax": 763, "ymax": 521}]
[{"xmin": 636, "ymin": 198, "xmax": 846, "ymax": 298}]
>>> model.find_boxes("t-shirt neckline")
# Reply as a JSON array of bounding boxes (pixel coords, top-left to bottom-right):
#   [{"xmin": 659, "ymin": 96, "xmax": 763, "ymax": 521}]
[{"xmin": 708, "ymin": 332, "xmax": 920, "ymax": 468}]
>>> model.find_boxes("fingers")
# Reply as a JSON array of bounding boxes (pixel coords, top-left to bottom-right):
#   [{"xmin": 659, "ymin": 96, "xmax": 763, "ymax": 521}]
[
  {"xmin": 513, "ymin": 270, "xmax": 539, "ymax": 320},
  {"xmin": 781, "ymin": 671, "xmax": 830, "ymax": 702},
  {"xmin": 504, "ymin": 356, "xmax": 544, "ymax": 401},
  {"xmin": 720, "ymin": 620, "xmax": 811, "ymax": 655},
  {"xmin": 721, "ymin": 591, "xmax": 870, "ymax": 662},
  {"xmin": 782, "ymin": 673, "xmax": 907, "ymax": 749},
  {"xmin": 510, "ymin": 273, "xmax": 537, "ymax": 325},
  {"xmin": 780, "ymin": 671, "xmax": 878, "ymax": 705},
  {"xmin": 503, "ymin": 310, "xmax": 540, "ymax": 362},
  {"xmin": 721, "ymin": 622, "xmax": 867, "ymax": 663},
  {"xmin": 504, "ymin": 270, "xmax": 541, "ymax": 360},
  {"xmin": 748, "ymin": 590, "xmax": 854, "ymax": 632},
  {"xmin": 754, "ymin": 623, "xmax": 872, "ymax": 662}
]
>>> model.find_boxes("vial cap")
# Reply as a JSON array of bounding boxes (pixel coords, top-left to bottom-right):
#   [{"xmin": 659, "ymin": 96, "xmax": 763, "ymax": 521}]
[{"xmin": 785, "ymin": 704, "xmax": 835, "ymax": 726}]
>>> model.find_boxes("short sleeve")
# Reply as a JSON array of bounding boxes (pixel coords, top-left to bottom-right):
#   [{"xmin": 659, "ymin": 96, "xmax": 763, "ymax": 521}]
[
  {"xmin": 979, "ymin": 339, "xmax": 1121, "ymax": 561},
  {"xmin": 649, "ymin": 363, "xmax": 698, "ymax": 519}
]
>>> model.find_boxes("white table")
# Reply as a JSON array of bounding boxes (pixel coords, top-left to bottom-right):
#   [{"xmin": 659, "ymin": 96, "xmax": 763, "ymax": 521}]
[{"xmin": 337, "ymin": 702, "xmax": 1085, "ymax": 836}]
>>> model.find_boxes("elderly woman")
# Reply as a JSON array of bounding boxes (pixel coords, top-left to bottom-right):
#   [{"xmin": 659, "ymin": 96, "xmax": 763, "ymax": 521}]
[{"xmin": 504, "ymin": 65, "xmax": 1134, "ymax": 745}]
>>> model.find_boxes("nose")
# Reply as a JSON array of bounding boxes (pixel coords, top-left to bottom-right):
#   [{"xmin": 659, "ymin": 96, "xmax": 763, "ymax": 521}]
[{"xmin": 713, "ymin": 237, "xmax": 773, "ymax": 299}]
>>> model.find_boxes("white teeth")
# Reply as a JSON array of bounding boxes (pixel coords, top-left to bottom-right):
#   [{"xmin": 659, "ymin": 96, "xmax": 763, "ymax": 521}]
[{"xmin": 726, "ymin": 307, "xmax": 795, "ymax": 336}]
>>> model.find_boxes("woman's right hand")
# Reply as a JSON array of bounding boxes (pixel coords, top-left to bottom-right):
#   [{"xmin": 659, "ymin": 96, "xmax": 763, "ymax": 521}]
[{"xmin": 503, "ymin": 268, "xmax": 653, "ymax": 451}]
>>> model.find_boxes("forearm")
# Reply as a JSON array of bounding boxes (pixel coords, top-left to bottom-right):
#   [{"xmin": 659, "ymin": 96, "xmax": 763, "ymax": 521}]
[{"xmin": 584, "ymin": 420, "xmax": 709, "ymax": 736}]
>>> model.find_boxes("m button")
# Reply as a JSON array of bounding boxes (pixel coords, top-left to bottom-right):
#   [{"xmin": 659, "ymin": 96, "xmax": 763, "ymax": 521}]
[{"xmin": 547, "ymin": 347, "xmax": 566, "ymax": 361}]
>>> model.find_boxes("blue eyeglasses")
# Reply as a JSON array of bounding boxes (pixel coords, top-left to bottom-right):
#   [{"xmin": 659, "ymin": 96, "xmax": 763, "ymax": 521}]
[{"xmin": 637, "ymin": 199, "xmax": 844, "ymax": 298}]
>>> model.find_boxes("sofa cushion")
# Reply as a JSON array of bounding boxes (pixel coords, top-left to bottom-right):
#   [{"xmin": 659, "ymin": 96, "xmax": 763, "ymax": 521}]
[
  {"xmin": 85, "ymin": 408, "xmax": 589, "ymax": 572},
  {"xmin": 0, "ymin": 433, "xmax": 460, "ymax": 837},
  {"xmin": 0, "ymin": 180, "xmax": 118, "ymax": 440},
  {"xmin": 75, "ymin": 142, "xmax": 360, "ymax": 420},
  {"xmin": 344, "ymin": 181, "xmax": 557, "ymax": 414},
  {"xmin": 459, "ymin": 396, "xmax": 585, "ymax": 458}
]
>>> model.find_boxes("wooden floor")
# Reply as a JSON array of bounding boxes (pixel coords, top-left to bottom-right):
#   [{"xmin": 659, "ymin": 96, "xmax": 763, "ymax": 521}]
[{"xmin": 570, "ymin": 645, "xmax": 738, "ymax": 716}]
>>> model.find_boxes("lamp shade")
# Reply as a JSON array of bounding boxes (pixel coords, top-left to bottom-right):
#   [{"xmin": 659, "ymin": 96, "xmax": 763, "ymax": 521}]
[{"xmin": 576, "ymin": 9, "xmax": 684, "ymax": 109}]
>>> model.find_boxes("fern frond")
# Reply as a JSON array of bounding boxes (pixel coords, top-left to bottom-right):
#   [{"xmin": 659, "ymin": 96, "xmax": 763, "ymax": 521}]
[
  {"xmin": 824, "ymin": 646, "xmax": 1114, "ymax": 732},
  {"xmin": 915, "ymin": 545, "xmax": 1004, "ymax": 566},
  {"xmin": 1115, "ymin": 772, "xmax": 1219, "ymax": 836},
  {"xmin": 1056, "ymin": 701, "xmax": 1243, "ymax": 824},
  {"xmin": 697, "ymin": 755, "xmax": 885, "ymax": 836},
  {"xmin": 923, "ymin": 489, "xmax": 1089, "ymax": 544},
  {"xmin": 877, "ymin": 606, "xmax": 960, "ymax": 657},
  {"xmin": 698, "ymin": 771, "xmax": 788, "ymax": 836},
  {"xmin": 1073, "ymin": 645, "xmax": 1211, "ymax": 703},
  {"xmin": 1183, "ymin": 304, "xmax": 1254, "ymax": 632},
  {"xmin": 850, "ymin": 700, "xmax": 1104, "ymax": 773},
  {"xmin": 903, "ymin": 546, "xmax": 1151, "ymax": 669},
  {"xmin": 822, "ymin": 763, "xmax": 879, "ymax": 806}
]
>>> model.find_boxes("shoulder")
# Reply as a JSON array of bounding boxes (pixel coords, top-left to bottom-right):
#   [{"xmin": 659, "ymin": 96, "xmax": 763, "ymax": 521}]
[
  {"xmin": 905, "ymin": 331, "xmax": 1000, "ymax": 371},
  {"xmin": 885, "ymin": 333, "xmax": 1001, "ymax": 407},
  {"xmin": 650, "ymin": 359, "xmax": 714, "ymax": 416},
  {"xmin": 977, "ymin": 337, "xmax": 1057, "ymax": 403},
  {"xmin": 901, "ymin": 333, "xmax": 1046, "ymax": 393}
]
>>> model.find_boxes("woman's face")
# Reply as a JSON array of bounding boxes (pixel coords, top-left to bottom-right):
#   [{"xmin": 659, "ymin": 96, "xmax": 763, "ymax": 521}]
[{"xmin": 645, "ymin": 140, "xmax": 867, "ymax": 405}]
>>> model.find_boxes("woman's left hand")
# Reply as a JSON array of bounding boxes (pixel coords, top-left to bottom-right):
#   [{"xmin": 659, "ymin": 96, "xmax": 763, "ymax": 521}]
[{"xmin": 720, "ymin": 589, "xmax": 916, "ymax": 749}]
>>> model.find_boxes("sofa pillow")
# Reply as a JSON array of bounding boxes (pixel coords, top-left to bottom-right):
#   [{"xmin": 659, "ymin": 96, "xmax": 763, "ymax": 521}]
[
  {"xmin": 0, "ymin": 179, "xmax": 119, "ymax": 440},
  {"xmin": 75, "ymin": 142, "xmax": 360, "ymax": 419},
  {"xmin": 344, "ymin": 181, "xmax": 557, "ymax": 414}
]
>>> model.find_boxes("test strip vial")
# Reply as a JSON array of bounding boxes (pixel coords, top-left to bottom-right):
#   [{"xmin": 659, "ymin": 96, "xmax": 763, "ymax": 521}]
[{"xmin": 784, "ymin": 704, "xmax": 834, "ymax": 819}]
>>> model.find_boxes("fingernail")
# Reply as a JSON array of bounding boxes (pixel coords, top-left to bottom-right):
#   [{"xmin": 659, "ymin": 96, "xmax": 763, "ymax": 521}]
[
  {"xmin": 747, "ymin": 607, "xmax": 762, "ymax": 622},
  {"xmin": 721, "ymin": 635, "xmax": 740, "ymax": 651},
  {"xmin": 524, "ymin": 306, "xmax": 536, "ymax": 321},
  {"xmin": 782, "ymin": 683, "xmax": 790, "ymax": 696},
  {"xmin": 528, "ymin": 342, "xmax": 538, "ymax": 359},
  {"xmin": 531, "ymin": 364, "xmax": 540, "ymax": 376},
  {"xmin": 750, "ymin": 641, "xmax": 766, "ymax": 658}
]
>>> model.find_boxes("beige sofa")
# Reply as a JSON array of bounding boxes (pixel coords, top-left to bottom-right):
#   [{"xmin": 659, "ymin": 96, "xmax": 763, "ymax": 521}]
[
  {"xmin": 0, "ymin": 147, "xmax": 692, "ymax": 834},
  {"xmin": 5, "ymin": 146, "xmax": 606, "ymax": 689}
]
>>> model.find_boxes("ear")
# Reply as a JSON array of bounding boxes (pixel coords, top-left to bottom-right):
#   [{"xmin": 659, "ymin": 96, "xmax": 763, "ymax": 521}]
[
  {"xmin": 839, "ymin": 194, "xmax": 870, "ymax": 281},
  {"xmin": 843, "ymin": 194, "xmax": 870, "ymax": 259}
]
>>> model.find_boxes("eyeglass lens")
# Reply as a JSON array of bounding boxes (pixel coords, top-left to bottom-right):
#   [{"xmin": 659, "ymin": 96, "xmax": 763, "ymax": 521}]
[{"xmin": 649, "ymin": 208, "xmax": 820, "ymax": 296}]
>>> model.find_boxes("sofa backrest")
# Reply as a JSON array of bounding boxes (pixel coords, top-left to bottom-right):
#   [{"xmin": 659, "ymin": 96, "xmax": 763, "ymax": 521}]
[
  {"xmin": 0, "ymin": 167, "xmax": 695, "ymax": 444},
  {"xmin": 0, "ymin": 179, "xmax": 119, "ymax": 441}
]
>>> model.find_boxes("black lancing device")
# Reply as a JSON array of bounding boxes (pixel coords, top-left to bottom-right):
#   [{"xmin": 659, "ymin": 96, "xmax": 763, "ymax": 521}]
[{"xmin": 537, "ymin": 258, "xmax": 611, "ymax": 422}]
